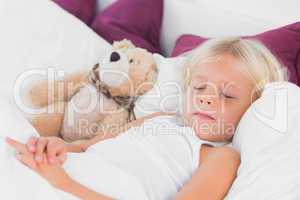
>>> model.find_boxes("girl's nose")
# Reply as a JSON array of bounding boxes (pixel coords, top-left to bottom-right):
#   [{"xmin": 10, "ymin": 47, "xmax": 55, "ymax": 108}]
[
  {"xmin": 198, "ymin": 96, "xmax": 217, "ymax": 109},
  {"xmin": 199, "ymin": 97, "xmax": 214, "ymax": 106}
]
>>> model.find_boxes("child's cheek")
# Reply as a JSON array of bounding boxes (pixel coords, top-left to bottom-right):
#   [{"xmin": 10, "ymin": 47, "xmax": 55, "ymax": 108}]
[
  {"xmin": 185, "ymin": 88, "xmax": 197, "ymax": 112},
  {"xmin": 220, "ymin": 114, "xmax": 237, "ymax": 136}
]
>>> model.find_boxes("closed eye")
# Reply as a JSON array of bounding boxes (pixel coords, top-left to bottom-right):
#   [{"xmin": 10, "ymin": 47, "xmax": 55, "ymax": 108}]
[
  {"xmin": 222, "ymin": 93, "xmax": 236, "ymax": 99},
  {"xmin": 194, "ymin": 86, "xmax": 206, "ymax": 91}
]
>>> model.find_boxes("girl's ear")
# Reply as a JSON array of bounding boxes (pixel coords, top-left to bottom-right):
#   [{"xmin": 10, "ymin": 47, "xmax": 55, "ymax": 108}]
[{"xmin": 112, "ymin": 39, "xmax": 135, "ymax": 51}]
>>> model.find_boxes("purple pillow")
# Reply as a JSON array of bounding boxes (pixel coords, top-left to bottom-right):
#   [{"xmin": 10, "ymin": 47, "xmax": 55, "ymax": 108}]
[
  {"xmin": 172, "ymin": 22, "xmax": 300, "ymax": 85},
  {"xmin": 54, "ymin": 0, "xmax": 96, "ymax": 25},
  {"xmin": 91, "ymin": 0, "xmax": 163, "ymax": 54}
]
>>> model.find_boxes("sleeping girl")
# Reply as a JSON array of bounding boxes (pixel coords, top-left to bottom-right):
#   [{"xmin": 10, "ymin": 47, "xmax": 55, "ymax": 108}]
[{"xmin": 6, "ymin": 37, "xmax": 286, "ymax": 200}]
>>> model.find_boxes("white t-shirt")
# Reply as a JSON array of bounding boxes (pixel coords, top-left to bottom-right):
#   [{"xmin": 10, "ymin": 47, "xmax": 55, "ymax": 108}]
[{"xmin": 86, "ymin": 115, "xmax": 225, "ymax": 200}]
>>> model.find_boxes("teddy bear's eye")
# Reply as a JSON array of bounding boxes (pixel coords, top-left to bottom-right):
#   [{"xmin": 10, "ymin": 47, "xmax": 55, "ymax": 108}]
[{"xmin": 129, "ymin": 59, "xmax": 134, "ymax": 64}]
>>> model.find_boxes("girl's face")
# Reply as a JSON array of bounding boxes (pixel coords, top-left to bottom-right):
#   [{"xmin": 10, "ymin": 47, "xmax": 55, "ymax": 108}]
[{"xmin": 183, "ymin": 54, "xmax": 257, "ymax": 142}]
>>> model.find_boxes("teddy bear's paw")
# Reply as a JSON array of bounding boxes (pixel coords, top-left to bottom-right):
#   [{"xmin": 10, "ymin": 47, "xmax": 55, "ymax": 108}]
[{"xmin": 27, "ymin": 81, "xmax": 51, "ymax": 107}]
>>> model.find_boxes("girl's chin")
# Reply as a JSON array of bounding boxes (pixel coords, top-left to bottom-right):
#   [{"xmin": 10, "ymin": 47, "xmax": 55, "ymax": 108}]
[
  {"xmin": 191, "ymin": 121, "xmax": 230, "ymax": 142},
  {"xmin": 193, "ymin": 125, "xmax": 234, "ymax": 142},
  {"xmin": 195, "ymin": 131, "xmax": 224, "ymax": 142}
]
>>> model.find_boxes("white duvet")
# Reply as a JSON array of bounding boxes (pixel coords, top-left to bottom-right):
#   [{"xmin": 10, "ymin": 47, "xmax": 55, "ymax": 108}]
[
  {"xmin": 0, "ymin": 82, "xmax": 300, "ymax": 200},
  {"xmin": 0, "ymin": 97, "xmax": 148, "ymax": 200}
]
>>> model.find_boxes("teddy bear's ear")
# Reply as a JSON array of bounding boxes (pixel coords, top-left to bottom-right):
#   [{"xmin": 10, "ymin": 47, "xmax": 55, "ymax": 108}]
[{"xmin": 112, "ymin": 39, "xmax": 135, "ymax": 51}]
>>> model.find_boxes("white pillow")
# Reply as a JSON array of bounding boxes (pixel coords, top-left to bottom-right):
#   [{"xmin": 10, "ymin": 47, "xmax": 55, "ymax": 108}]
[
  {"xmin": 0, "ymin": 0, "xmax": 111, "ymax": 101},
  {"xmin": 225, "ymin": 82, "xmax": 300, "ymax": 199},
  {"xmin": 161, "ymin": 0, "xmax": 300, "ymax": 55},
  {"xmin": 134, "ymin": 54, "xmax": 187, "ymax": 118},
  {"xmin": 0, "ymin": 0, "xmax": 112, "ymax": 121}
]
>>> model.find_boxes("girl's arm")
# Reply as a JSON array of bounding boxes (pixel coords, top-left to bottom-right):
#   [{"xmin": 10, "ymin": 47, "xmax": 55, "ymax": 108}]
[
  {"xmin": 60, "ymin": 178, "xmax": 112, "ymax": 200},
  {"xmin": 6, "ymin": 138, "xmax": 112, "ymax": 200},
  {"xmin": 68, "ymin": 112, "xmax": 175, "ymax": 152},
  {"xmin": 174, "ymin": 145, "xmax": 240, "ymax": 200}
]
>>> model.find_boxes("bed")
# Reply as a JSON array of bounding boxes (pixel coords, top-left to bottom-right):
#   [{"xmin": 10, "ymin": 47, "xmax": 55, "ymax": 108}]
[{"xmin": 0, "ymin": 0, "xmax": 300, "ymax": 199}]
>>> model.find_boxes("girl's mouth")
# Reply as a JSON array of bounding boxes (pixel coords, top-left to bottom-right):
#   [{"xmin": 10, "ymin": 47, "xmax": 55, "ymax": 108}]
[{"xmin": 193, "ymin": 111, "xmax": 215, "ymax": 121}]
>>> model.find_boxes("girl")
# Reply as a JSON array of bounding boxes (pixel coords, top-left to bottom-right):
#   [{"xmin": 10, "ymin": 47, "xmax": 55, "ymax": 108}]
[{"xmin": 7, "ymin": 37, "xmax": 286, "ymax": 200}]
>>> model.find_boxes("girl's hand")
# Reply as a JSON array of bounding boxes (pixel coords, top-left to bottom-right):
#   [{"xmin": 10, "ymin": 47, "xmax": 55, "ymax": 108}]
[
  {"xmin": 26, "ymin": 136, "xmax": 67, "ymax": 165},
  {"xmin": 6, "ymin": 137, "xmax": 72, "ymax": 189}
]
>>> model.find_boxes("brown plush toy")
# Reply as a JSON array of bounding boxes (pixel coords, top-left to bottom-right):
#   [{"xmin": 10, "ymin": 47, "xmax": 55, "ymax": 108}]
[{"xmin": 26, "ymin": 39, "xmax": 158, "ymax": 142}]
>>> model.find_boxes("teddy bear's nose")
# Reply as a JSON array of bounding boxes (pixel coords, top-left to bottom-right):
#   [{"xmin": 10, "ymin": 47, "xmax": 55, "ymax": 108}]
[{"xmin": 110, "ymin": 51, "xmax": 121, "ymax": 62}]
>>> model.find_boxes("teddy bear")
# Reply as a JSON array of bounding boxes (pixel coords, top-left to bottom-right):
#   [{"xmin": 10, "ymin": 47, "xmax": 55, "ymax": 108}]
[{"xmin": 26, "ymin": 39, "xmax": 158, "ymax": 142}]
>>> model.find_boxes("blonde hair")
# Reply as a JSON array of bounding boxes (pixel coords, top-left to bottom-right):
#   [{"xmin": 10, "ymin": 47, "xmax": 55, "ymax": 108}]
[{"xmin": 184, "ymin": 37, "xmax": 288, "ymax": 97}]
